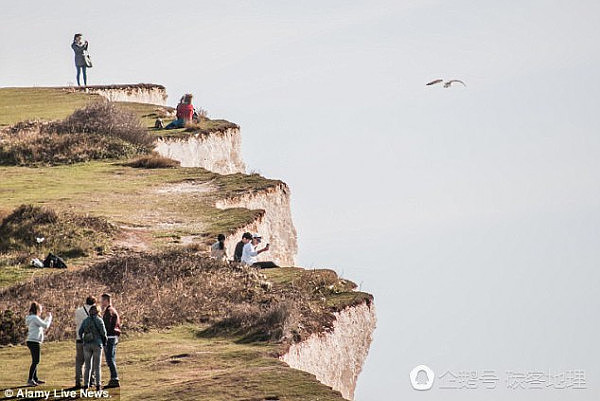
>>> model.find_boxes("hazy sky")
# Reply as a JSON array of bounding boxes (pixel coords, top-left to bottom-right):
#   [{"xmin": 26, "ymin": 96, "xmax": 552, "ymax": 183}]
[{"xmin": 2, "ymin": 1, "xmax": 600, "ymax": 400}]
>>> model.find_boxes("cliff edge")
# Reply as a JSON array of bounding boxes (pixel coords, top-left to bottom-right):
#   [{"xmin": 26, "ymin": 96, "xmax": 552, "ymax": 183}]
[{"xmin": 0, "ymin": 84, "xmax": 375, "ymax": 400}]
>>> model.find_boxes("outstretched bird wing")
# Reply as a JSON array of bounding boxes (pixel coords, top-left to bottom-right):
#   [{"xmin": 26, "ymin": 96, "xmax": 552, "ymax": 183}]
[
  {"xmin": 426, "ymin": 79, "xmax": 444, "ymax": 86},
  {"xmin": 445, "ymin": 79, "xmax": 466, "ymax": 87}
]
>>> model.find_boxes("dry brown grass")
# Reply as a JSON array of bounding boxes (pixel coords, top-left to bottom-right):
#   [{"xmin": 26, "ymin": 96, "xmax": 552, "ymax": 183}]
[
  {"xmin": 124, "ymin": 154, "xmax": 180, "ymax": 169},
  {"xmin": 0, "ymin": 250, "xmax": 366, "ymax": 347},
  {"xmin": 0, "ymin": 121, "xmax": 146, "ymax": 166},
  {"xmin": 52, "ymin": 101, "xmax": 153, "ymax": 147},
  {"xmin": 0, "ymin": 102, "xmax": 156, "ymax": 166}
]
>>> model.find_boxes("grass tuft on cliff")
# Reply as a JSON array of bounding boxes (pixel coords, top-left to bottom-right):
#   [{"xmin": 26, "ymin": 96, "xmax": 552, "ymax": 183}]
[{"xmin": 124, "ymin": 154, "xmax": 180, "ymax": 168}]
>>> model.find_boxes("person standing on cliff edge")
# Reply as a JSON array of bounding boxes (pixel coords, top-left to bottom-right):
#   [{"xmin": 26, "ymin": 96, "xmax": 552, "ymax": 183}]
[{"xmin": 71, "ymin": 33, "xmax": 92, "ymax": 86}]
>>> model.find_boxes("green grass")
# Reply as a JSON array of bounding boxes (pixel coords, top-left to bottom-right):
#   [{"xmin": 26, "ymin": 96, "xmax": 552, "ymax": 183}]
[
  {"xmin": 0, "ymin": 325, "xmax": 346, "ymax": 401},
  {"xmin": 0, "ymin": 87, "xmax": 238, "ymax": 139},
  {"xmin": 0, "ymin": 88, "xmax": 97, "ymax": 126},
  {"xmin": 0, "ymin": 161, "xmax": 281, "ymax": 287},
  {"xmin": 0, "ymin": 162, "xmax": 277, "ymax": 227}
]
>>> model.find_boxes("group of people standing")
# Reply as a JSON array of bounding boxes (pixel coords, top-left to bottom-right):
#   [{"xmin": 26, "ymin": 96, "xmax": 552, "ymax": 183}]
[
  {"xmin": 210, "ymin": 232, "xmax": 274, "ymax": 268},
  {"xmin": 25, "ymin": 294, "xmax": 121, "ymax": 390}
]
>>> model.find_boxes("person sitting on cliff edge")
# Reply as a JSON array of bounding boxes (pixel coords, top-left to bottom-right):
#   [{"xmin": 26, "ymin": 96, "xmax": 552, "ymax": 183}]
[
  {"xmin": 210, "ymin": 234, "xmax": 227, "ymax": 262},
  {"xmin": 233, "ymin": 232, "xmax": 252, "ymax": 263},
  {"xmin": 241, "ymin": 233, "xmax": 278, "ymax": 268},
  {"xmin": 165, "ymin": 94, "xmax": 194, "ymax": 129}
]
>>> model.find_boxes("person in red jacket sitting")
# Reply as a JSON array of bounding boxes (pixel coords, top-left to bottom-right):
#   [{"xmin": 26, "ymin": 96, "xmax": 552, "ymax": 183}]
[{"xmin": 165, "ymin": 94, "xmax": 194, "ymax": 129}]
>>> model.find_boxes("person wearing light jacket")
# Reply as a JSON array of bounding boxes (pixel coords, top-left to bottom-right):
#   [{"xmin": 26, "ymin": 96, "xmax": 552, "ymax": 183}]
[
  {"xmin": 241, "ymin": 233, "xmax": 270, "ymax": 266},
  {"xmin": 25, "ymin": 301, "xmax": 52, "ymax": 387},
  {"xmin": 74, "ymin": 296, "xmax": 96, "ymax": 389}
]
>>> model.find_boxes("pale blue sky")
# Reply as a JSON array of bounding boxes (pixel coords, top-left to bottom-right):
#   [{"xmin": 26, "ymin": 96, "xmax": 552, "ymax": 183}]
[{"xmin": 2, "ymin": 1, "xmax": 600, "ymax": 400}]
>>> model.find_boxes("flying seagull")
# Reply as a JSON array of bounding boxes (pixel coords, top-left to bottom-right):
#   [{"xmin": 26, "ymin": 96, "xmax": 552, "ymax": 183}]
[
  {"xmin": 426, "ymin": 79, "xmax": 466, "ymax": 88},
  {"xmin": 36, "ymin": 237, "xmax": 45, "ymax": 243}
]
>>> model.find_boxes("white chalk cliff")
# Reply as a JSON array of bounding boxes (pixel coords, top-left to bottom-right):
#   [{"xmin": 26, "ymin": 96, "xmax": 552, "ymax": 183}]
[
  {"xmin": 79, "ymin": 84, "xmax": 168, "ymax": 105},
  {"xmin": 281, "ymin": 302, "xmax": 376, "ymax": 400},
  {"xmin": 155, "ymin": 128, "xmax": 245, "ymax": 175}
]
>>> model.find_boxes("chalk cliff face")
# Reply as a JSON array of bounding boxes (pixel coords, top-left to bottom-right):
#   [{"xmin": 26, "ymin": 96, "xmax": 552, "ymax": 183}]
[
  {"xmin": 155, "ymin": 128, "xmax": 245, "ymax": 175},
  {"xmin": 216, "ymin": 183, "xmax": 298, "ymax": 266},
  {"xmin": 280, "ymin": 302, "xmax": 376, "ymax": 400},
  {"xmin": 73, "ymin": 84, "xmax": 168, "ymax": 105}
]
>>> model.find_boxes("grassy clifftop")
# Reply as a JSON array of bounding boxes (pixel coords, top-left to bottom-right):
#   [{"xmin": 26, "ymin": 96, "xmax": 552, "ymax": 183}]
[
  {"xmin": 0, "ymin": 86, "xmax": 372, "ymax": 400},
  {"xmin": 0, "ymin": 87, "xmax": 236, "ymax": 136}
]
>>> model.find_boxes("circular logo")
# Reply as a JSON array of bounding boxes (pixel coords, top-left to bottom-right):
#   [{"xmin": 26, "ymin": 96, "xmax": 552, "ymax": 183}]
[
  {"xmin": 4, "ymin": 389, "xmax": 14, "ymax": 398},
  {"xmin": 410, "ymin": 365, "xmax": 435, "ymax": 391}
]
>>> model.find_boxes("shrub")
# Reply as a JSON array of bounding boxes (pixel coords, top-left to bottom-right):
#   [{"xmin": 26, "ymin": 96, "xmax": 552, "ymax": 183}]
[
  {"xmin": 0, "ymin": 121, "xmax": 147, "ymax": 166},
  {"xmin": 0, "ymin": 250, "xmax": 338, "ymax": 345},
  {"xmin": 203, "ymin": 301, "xmax": 297, "ymax": 343},
  {"xmin": 0, "ymin": 204, "xmax": 116, "ymax": 257},
  {"xmin": 54, "ymin": 102, "xmax": 153, "ymax": 147},
  {"xmin": 124, "ymin": 154, "xmax": 180, "ymax": 169},
  {"xmin": 0, "ymin": 309, "xmax": 26, "ymax": 345}
]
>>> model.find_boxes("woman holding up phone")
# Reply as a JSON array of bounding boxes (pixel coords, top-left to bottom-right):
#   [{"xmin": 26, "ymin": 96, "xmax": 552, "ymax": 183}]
[
  {"xmin": 25, "ymin": 301, "xmax": 52, "ymax": 387},
  {"xmin": 71, "ymin": 33, "xmax": 90, "ymax": 86}
]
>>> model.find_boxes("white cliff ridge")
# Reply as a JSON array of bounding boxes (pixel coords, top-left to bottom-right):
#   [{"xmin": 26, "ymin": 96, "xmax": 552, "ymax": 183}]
[
  {"xmin": 72, "ymin": 84, "xmax": 168, "ymax": 105},
  {"xmin": 155, "ymin": 128, "xmax": 245, "ymax": 175},
  {"xmin": 280, "ymin": 302, "xmax": 376, "ymax": 400}
]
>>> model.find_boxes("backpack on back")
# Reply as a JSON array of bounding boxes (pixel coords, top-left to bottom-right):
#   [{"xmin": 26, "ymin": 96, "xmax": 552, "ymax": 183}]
[{"xmin": 82, "ymin": 319, "xmax": 98, "ymax": 343}]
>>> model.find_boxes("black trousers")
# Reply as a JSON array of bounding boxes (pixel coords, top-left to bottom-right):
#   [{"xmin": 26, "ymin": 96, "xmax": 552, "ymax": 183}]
[
  {"xmin": 27, "ymin": 341, "xmax": 41, "ymax": 381},
  {"xmin": 252, "ymin": 261, "xmax": 279, "ymax": 269}
]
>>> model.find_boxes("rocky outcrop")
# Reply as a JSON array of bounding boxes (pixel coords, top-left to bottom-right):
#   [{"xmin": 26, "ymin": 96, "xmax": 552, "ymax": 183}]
[
  {"xmin": 155, "ymin": 128, "xmax": 245, "ymax": 175},
  {"xmin": 70, "ymin": 84, "xmax": 168, "ymax": 105},
  {"xmin": 217, "ymin": 183, "xmax": 297, "ymax": 266},
  {"xmin": 280, "ymin": 302, "xmax": 376, "ymax": 400}
]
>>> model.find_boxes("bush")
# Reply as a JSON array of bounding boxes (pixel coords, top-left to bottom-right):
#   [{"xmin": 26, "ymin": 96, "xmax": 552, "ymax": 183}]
[
  {"xmin": 124, "ymin": 154, "xmax": 180, "ymax": 169},
  {"xmin": 203, "ymin": 302, "xmax": 297, "ymax": 343},
  {"xmin": 0, "ymin": 250, "xmax": 337, "ymax": 345},
  {"xmin": 54, "ymin": 102, "xmax": 153, "ymax": 147},
  {"xmin": 0, "ymin": 309, "xmax": 27, "ymax": 345},
  {"xmin": 0, "ymin": 120, "xmax": 148, "ymax": 166},
  {"xmin": 0, "ymin": 204, "xmax": 116, "ymax": 257}
]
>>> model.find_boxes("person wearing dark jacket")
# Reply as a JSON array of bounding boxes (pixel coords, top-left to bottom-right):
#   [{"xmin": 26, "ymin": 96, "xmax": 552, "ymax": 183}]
[
  {"xmin": 78, "ymin": 305, "xmax": 107, "ymax": 391},
  {"xmin": 234, "ymin": 232, "xmax": 253, "ymax": 262},
  {"xmin": 71, "ymin": 33, "xmax": 88, "ymax": 86},
  {"xmin": 101, "ymin": 293, "xmax": 121, "ymax": 388},
  {"xmin": 74, "ymin": 296, "xmax": 96, "ymax": 388}
]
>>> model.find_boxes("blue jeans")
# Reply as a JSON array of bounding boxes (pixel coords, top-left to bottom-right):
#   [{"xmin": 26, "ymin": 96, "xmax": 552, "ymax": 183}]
[
  {"xmin": 165, "ymin": 119, "xmax": 185, "ymax": 129},
  {"xmin": 104, "ymin": 337, "xmax": 119, "ymax": 381},
  {"xmin": 76, "ymin": 65, "xmax": 87, "ymax": 86}
]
